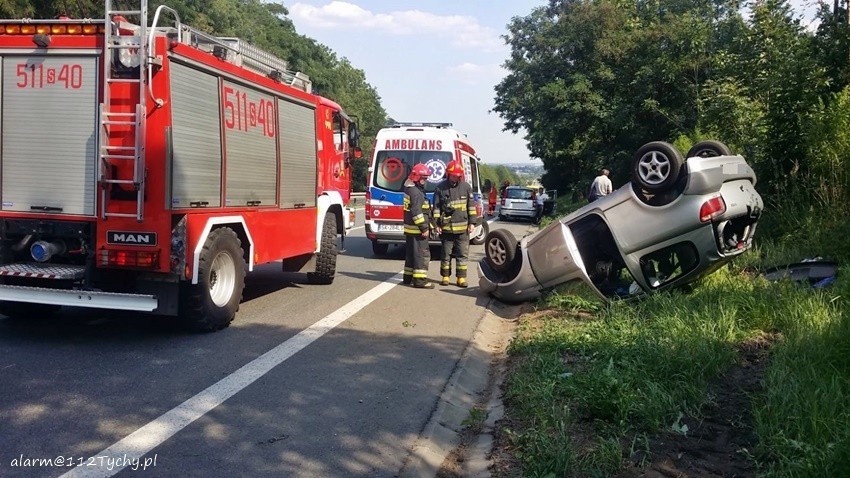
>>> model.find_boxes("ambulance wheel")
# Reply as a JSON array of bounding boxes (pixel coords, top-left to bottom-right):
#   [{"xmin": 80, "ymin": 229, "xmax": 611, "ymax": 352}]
[
  {"xmin": 180, "ymin": 227, "xmax": 245, "ymax": 332},
  {"xmin": 470, "ymin": 221, "xmax": 489, "ymax": 245},
  {"xmin": 372, "ymin": 241, "xmax": 389, "ymax": 256},
  {"xmin": 0, "ymin": 301, "xmax": 60, "ymax": 319},
  {"xmin": 307, "ymin": 213, "xmax": 338, "ymax": 285}
]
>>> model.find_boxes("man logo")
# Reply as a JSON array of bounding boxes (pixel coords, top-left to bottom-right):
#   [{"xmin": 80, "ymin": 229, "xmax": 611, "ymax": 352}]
[{"xmin": 107, "ymin": 231, "xmax": 157, "ymax": 246}]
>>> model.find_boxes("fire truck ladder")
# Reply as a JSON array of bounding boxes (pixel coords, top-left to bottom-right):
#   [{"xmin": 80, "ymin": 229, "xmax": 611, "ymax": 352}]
[{"xmin": 100, "ymin": 0, "xmax": 148, "ymax": 221}]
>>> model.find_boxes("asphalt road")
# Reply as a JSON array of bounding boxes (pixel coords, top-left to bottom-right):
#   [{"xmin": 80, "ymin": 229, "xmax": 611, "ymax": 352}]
[{"xmin": 0, "ymin": 211, "xmax": 534, "ymax": 478}]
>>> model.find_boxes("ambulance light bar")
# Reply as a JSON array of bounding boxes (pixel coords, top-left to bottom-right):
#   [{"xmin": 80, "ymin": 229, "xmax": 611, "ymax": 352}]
[{"xmin": 389, "ymin": 122, "xmax": 453, "ymax": 128}]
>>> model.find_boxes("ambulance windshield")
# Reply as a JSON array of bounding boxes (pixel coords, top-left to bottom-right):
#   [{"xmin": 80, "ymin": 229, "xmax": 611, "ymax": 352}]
[{"xmin": 372, "ymin": 150, "xmax": 453, "ymax": 193}]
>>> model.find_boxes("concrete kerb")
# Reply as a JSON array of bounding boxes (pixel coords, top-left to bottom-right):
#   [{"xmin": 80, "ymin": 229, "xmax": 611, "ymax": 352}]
[{"xmin": 399, "ymin": 299, "xmax": 523, "ymax": 478}]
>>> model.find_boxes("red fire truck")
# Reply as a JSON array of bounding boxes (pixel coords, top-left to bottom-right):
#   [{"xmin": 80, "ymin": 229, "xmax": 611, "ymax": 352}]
[{"xmin": 0, "ymin": 1, "xmax": 361, "ymax": 331}]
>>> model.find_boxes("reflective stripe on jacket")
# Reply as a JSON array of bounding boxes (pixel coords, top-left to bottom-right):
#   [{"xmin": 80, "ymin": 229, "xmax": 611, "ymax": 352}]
[
  {"xmin": 433, "ymin": 179, "xmax": 476, "ymax": 234},
  {"xmin": 403, "ymin": 179, "xmax": 432, "ymax": 235}
]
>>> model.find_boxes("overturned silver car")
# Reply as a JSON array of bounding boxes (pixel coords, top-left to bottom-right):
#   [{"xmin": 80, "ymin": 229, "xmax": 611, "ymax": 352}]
[{"xmin": 477, "ymin": 141, "xmax": 764, "ymax": 303}]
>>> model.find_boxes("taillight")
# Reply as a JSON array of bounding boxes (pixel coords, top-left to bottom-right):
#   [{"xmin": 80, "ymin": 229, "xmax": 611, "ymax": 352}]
[
  {"xmin": 99, "ymin": 249, "xmax": 159, "ymax": 268},
  {"xmin": 365, "ymin": 190, "xmax": 372, "ymax": 220},
  {"xmin": 699, "ymin": 196, "xmax": 726, "ymax": 223}
]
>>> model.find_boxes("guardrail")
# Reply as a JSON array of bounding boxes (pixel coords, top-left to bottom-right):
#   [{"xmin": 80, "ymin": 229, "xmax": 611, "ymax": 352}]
[{"xmin": 350, "ymin": 192, "xmax": 366, "ymax": 207}]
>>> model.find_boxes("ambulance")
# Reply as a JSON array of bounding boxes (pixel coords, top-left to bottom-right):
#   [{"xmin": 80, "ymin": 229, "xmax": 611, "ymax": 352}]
[{"xmin": 365, "ymin": 123, "xmax": 488, "ymax": 255}]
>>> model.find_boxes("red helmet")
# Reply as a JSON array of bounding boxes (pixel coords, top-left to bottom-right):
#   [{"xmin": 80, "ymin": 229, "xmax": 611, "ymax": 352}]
[
  {"xmin": 409, "ymin": 163, "xmax": 431, "ymax": 181},
  {"xmin": 446, "ymin": 160, "xmax": 463, "ymax": 178}
]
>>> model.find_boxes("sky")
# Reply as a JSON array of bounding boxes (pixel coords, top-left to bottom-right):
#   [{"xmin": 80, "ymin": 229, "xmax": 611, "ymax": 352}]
[{"xmin": 282, "ymin": 0, "xmax": 823, "ymax": 165}]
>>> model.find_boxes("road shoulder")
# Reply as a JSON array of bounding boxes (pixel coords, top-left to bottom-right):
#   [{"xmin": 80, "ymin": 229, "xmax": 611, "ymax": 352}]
[{"xmin": 399, "ymin": 299, "xmax": 524, "ymax": 478}]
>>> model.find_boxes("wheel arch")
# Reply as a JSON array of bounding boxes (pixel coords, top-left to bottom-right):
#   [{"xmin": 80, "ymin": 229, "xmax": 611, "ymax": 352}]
[
  {"xmin": 317, "ymin": 192, "xmax": 344, "ymax": 249},
  {"xmin": 191, "ymin": 216, "xmax": 254, "ymax": 284}
]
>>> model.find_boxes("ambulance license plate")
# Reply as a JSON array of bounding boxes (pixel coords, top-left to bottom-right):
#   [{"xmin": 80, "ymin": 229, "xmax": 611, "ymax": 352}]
[{"xmin": 378, "ymin": 224, "xmax": 403, "ymax": 232}]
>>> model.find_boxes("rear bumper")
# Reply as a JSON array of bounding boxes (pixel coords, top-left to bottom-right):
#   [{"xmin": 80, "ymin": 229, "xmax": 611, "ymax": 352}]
[
  {"xmin": 366, "ymin": 222, "xmax": 444, "ymax": 246},
  {"xmin": 0, "ymin": 284, "xmax": 157, "ymax": 311},
  {"xmin": 365, "ymin": 222, "xmax": 407, "ymax": 244},
  {"xmin": 499, "ymin": 207, "xmax": 536, "ymax": 219}
]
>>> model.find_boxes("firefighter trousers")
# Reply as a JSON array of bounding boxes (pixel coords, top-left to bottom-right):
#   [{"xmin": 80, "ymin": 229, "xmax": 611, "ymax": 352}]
[
  {"xmin": 440, "ymin": 233, "xmax": 469, "ymax": 279},
  {"xmin": 404, "ymin": 234, "xmax": 431, "ymax": 286}
]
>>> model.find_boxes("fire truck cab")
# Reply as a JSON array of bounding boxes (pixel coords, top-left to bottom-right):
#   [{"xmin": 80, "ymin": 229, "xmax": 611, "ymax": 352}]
[
  {"xmin": 0, "ymin": 1, "xmax": 361, "ymax": 331},
  {"xmin": 365, "ymin": 122, "xmax": 488, "ymax": 256}
]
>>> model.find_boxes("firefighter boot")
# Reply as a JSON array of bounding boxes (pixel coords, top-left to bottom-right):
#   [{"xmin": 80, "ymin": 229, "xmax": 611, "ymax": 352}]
[
  {"xmin": 440, "ymin": 276, "xmax": 450, "ymax": 286},
  {"xmin": 413, "ymin": 280, "xmax": 434, "ymax": 289},
  {"xmin": 457, "ymin": 277, "xmax": 468, "ymax": 288}
]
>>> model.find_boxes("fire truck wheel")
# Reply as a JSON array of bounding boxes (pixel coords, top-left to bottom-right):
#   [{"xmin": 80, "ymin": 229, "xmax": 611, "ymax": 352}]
[
  {"xmin": 180, "ymin": 227, "xmax": 246, "ymax": 332},
  {"xmin": 0, "ymin": 301, "xmax": 60, "ymax": 319},
  {"xmin": 307, "ymin": 214, "xmax": 338, "ymax": 285}
]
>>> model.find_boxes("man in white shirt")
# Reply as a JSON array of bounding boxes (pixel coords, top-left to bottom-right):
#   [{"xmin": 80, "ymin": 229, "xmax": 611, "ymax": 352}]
[
  {"xmin": 588, "ymin": 168, "xmax": 613, "ymax": 202},
  {"xmin": 535, "ymin": 187, "xmax": 549, "ymax": 222}
]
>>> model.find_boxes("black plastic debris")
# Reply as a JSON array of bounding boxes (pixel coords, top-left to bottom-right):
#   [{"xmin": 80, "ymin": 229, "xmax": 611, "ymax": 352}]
[{"xmin": 762, "ymin": 258, "xmax": 838, "ymax": 288}]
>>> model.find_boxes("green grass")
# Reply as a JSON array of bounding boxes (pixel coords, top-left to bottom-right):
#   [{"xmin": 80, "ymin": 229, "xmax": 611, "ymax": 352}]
[{"xmin": 499, "ymin": 254, "xmax": 850, "ymax": 476}]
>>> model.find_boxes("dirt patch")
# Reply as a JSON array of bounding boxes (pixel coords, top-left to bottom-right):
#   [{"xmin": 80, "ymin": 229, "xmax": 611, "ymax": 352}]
[{"xmin": 613, "ymin": 332, "xmax": 777, "ymax": 478}]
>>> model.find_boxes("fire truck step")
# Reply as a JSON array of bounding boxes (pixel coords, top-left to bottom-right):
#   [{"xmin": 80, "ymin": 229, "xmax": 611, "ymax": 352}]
[
  {"xmin": 108, "ymin": 10, "xmax": 142, "ymax": 15},
  {"xmin": 101, "ymin": 154, "xmax": 137, "ymax": 160},
  {"xmin": 104, "ymin": 212, "xmax": 140, "ymax": 219},
  {"xmin": 102, "ymin": 112, "xmax": 136, "ymax": 117},
  {"xmin": 0, "ymin": 285, "xmax": 157, "ymax": 312},
  {"xmin": 0, "ymin": 263, "xmax": 85, "ymax": 280},
  {"xmin": 101, "ymin": 146, "xmax": 136, "ymax": 151},
  {"xmin": 109, "ymin": 42, "xmax": 142, "ymax": 49},
  {"xmin": 102, "ymin": 179, "xmax": 137, "ymax": 185},
  {"xmin": 102, "ymin": 120, "xmax": 137, "ymax": 126},
  {"xmin": 106, "ymin": 78, "xmax": 142, "ymax": 83}
]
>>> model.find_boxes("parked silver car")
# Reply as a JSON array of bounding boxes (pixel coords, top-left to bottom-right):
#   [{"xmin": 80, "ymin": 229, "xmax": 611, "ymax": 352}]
[
  {"xmin": 478, "ymin": 141, "xmax": 763, "ymax": 302},
  {"xmin": 499, "ymin": 186, "xmax": 538, "ymax": 222}
]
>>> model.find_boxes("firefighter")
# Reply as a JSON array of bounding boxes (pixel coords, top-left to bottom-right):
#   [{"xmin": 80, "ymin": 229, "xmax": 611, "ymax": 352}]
[
  {"xmin": 403, "ymin": 163, "xmax": 434, "ymax": 288},
  {"xmin": 433, "ymin": 160, "xmax": 477, "ymax": 288}
]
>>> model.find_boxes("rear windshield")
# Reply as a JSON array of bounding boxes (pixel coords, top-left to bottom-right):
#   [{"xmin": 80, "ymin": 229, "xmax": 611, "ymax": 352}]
[
  {"xmin": 371, "ymin": 150, "xmax": 452, "ymax": 193},
  {"xmin": 507, "ymin": 188, "xmax": 534, "ymax": 200}
]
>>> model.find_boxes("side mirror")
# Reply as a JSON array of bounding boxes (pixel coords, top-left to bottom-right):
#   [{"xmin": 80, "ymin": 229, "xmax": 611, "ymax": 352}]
[{"xmin": 348, "ymin": 124, "xmax": 360, "ymax": 147}]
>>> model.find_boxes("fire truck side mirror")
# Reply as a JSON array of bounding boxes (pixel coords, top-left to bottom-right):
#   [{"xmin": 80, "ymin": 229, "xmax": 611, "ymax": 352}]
[{"xmin": 348, "ymin": 123, "xmax": 360, "ymax": 147}]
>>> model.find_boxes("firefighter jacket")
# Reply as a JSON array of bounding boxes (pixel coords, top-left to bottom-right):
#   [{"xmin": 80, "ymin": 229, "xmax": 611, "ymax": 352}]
[
  {"xmin": 433, "ymin": 179, "xmax": 477, "ymax": 234},
  {"xmin": 403, "ymin": 179, "xmax": 432, "ymax": 235}
]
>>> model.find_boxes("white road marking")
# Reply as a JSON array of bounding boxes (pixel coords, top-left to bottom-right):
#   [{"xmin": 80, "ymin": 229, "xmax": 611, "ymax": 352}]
[{"xmin": 60, "ymin": 274, "xmax": 402, "ymax": 478}]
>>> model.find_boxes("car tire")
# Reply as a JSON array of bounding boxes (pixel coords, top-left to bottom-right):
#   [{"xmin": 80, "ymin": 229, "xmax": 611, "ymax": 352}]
[
  {"xmin": 498, "ymin": 215, "xmax": 506, "ymax": 222},
  {"xmin": 484, "ymin": 229, "xmax": 518, "ymax": 273},
  {"xmin": 307, "ymin": 213, "xmax": 338, "ymax": 285},
  {"xmin": 686, "ymin": 140, "xmax": 732, "ymax": 158},
  {"xmin": 470, "ymin": 221, "xmax": 489, "ymax": 245},
  {"xmin": 372, "ymin": 241, "xmax": 389, "ymax": 256},
  {"xmin": 179, "ymin": 227, "xmax": 245, "ymax": 332},
  {"xmin": 632, "ymin": 141, "xmax": 684, "ymax": 193}
]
